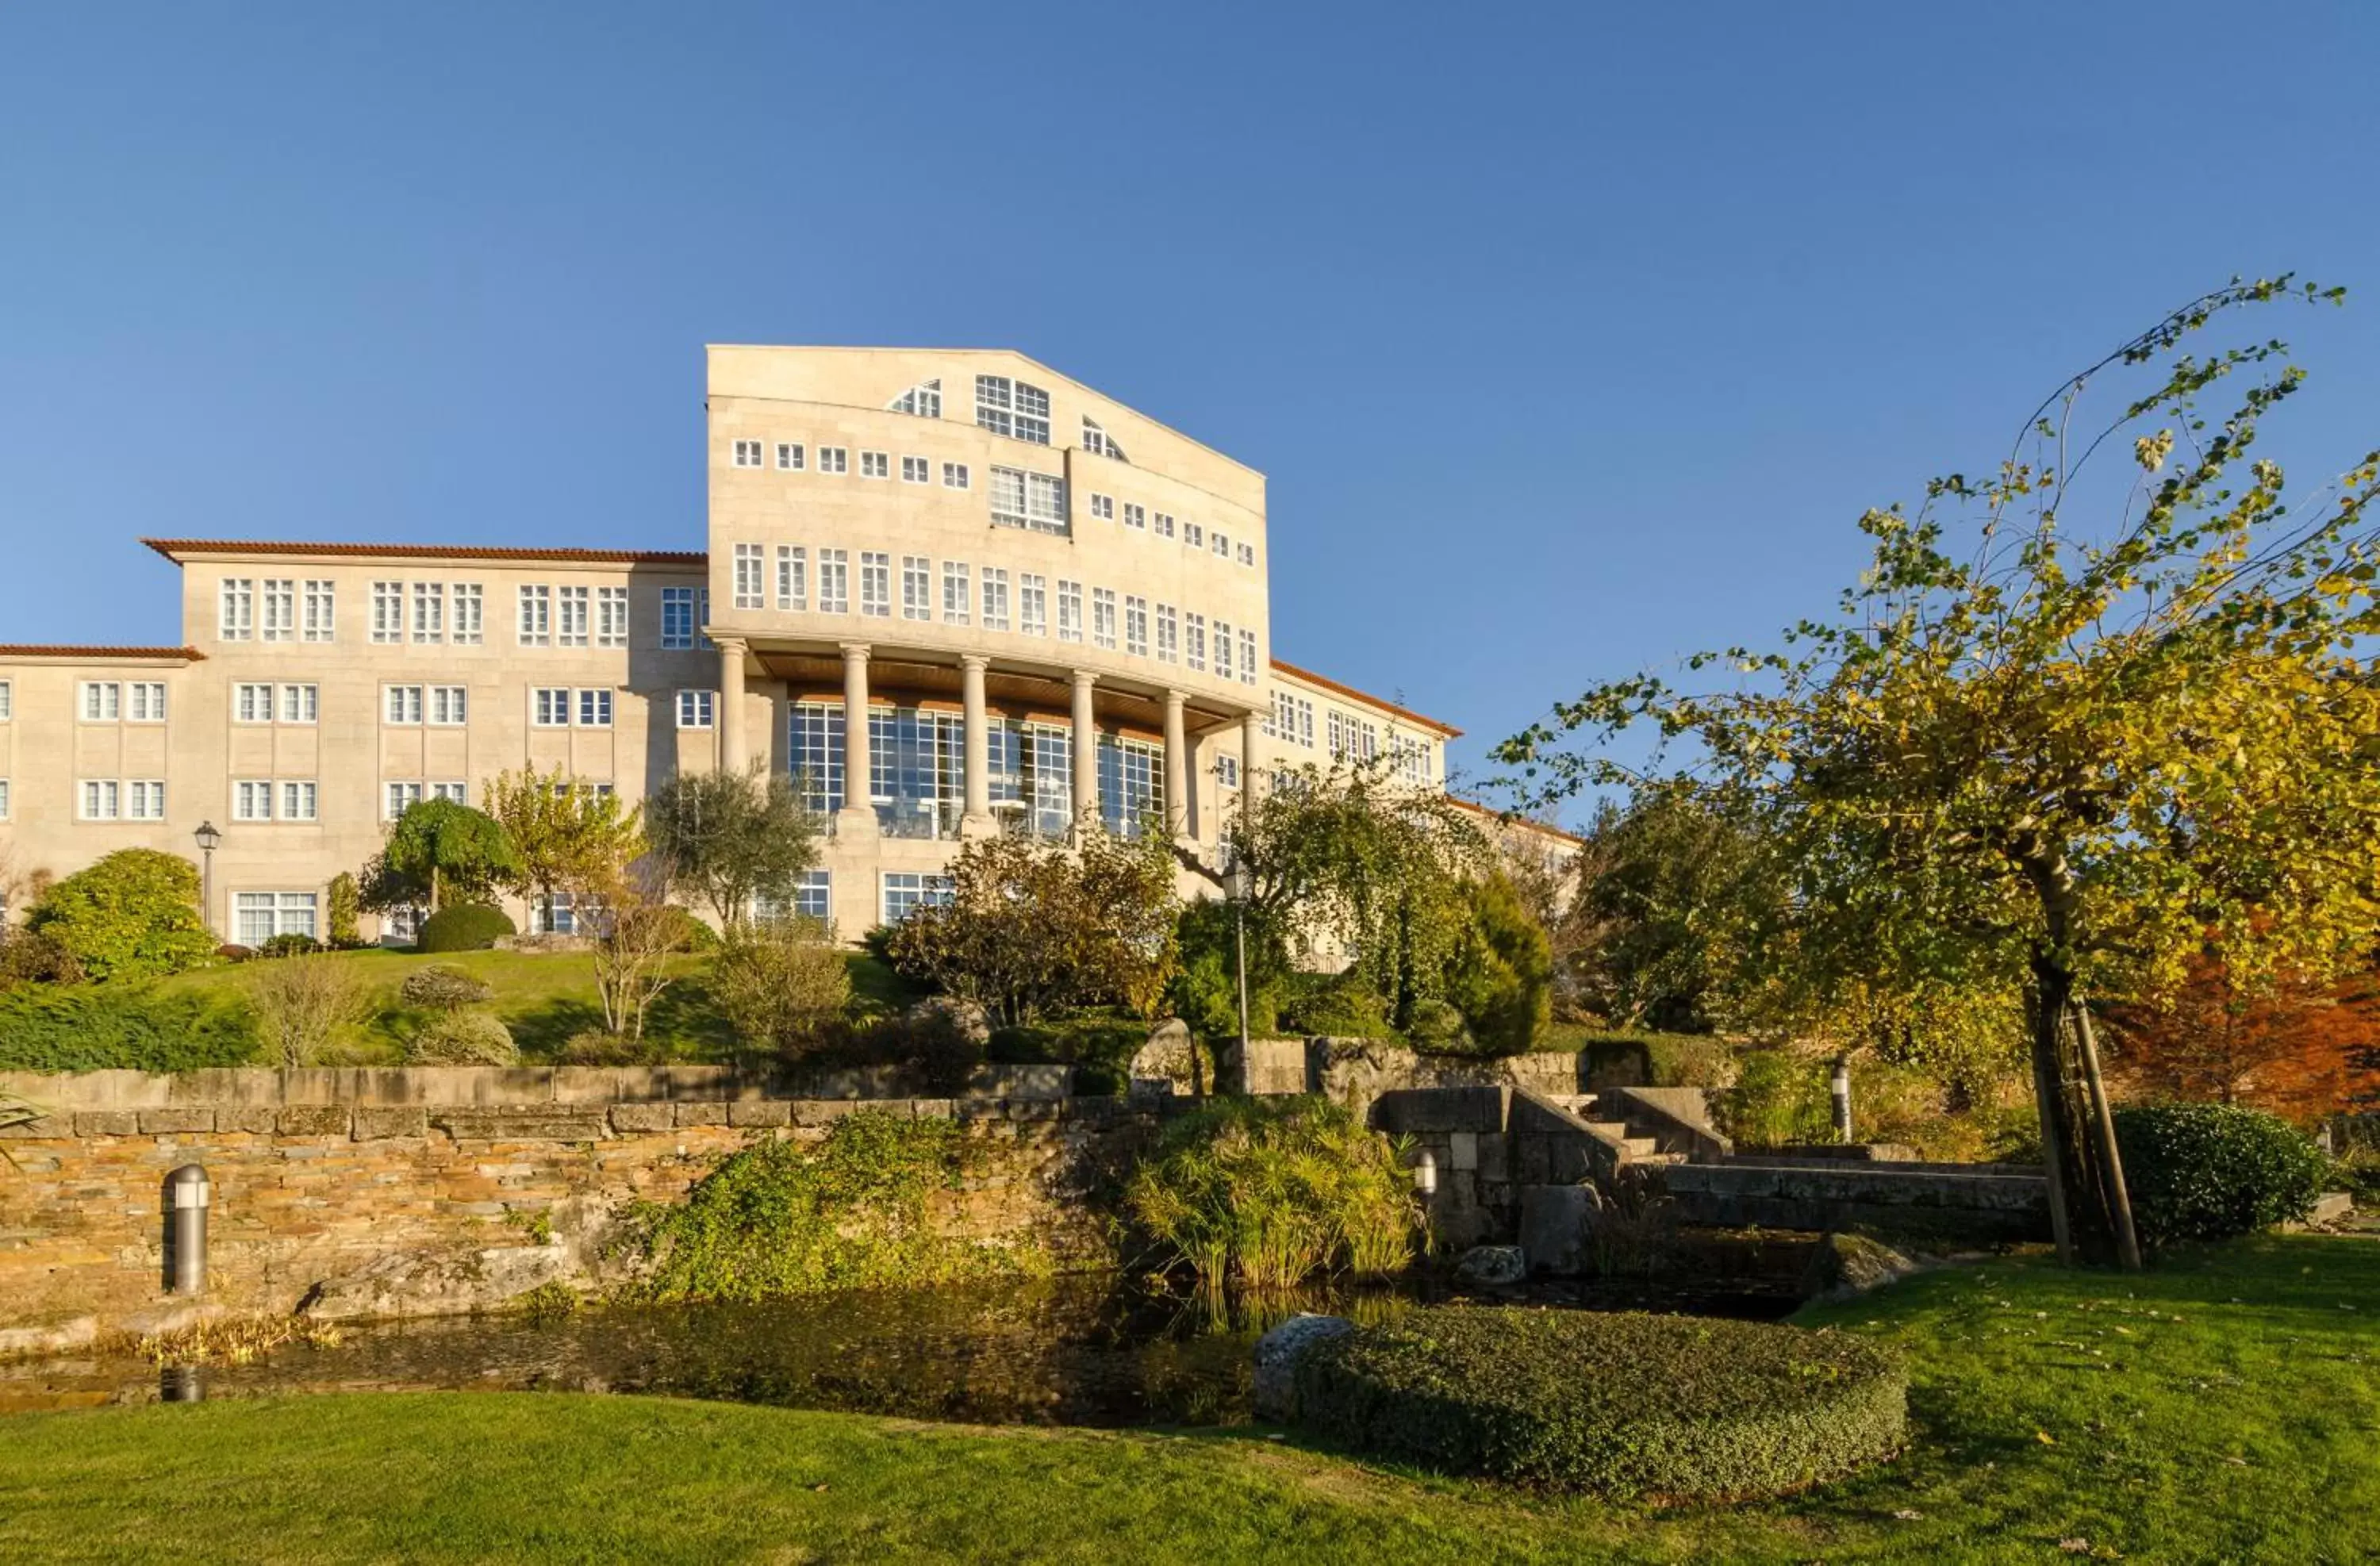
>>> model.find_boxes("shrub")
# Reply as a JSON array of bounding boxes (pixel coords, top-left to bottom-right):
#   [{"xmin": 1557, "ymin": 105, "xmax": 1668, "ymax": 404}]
[
  {"xmin": 986, "ymin": 1012, "xmax": 1149, "ymax": 1096},
  {"xmin": 257, "ymin": 932, "xmax": 323, "ymax": 960},
  {"xmin": 1279, "ymin": 972, "xmax": 1397, "ymax": 1041},
  {"xmin": 1167, "ymin": 899, "xmax": 1287, "ymax": 1040},
  {"xmin": 325, "ymin": 872, "xmax": 363, "ymax": 948},
  {"xmin": 250, "ymin": 954, "xmax": 374, "ymax": 1068},
  {"xmin": 558, "ymin": 1027, "xmax": 662, "ymax": 1065},
  {"xmin": 631, "ymin": 1109, "xmax": 1040, "ymax": 1299},
  {"xmin": 1292, "ymin": 1306, "xmax": 1906, "ymax": 1498},
  {"xmin": 1124, "ymin": 1096, "xmax": 1419, "ymax": 1288},
  {"xmin": 711, "ymin": 919, "xmax": 852, "ymax": 1065},
  {"xmin": 0, "ymin": 986, "xmax": 258, "ymax": 1072},
  {"xmin": 1403, "ymin": 998, "xmax": 1471, "ymax": 1052},
  {"xmin": 2115, "ymin": 1103, "xmax": 2330, "ymax": 1249},
  {"xmin": 25, "ymin": 850, "xmax": 214, "ymax": 983},
  {"xmin": 0, "ymin": 929, "xmax": 85, "ymax": 990},
  {"xmin": 415, "ymin": 903, "xmax": 516, "ymax": 954},
  {"xmin": 1439, "ymin": 873, "xmax": 1553, "ymax": 1055},
  {"xmin": 407, "ymin": 1009, "xmax": 519, "ymax": 1065},
  {"xmin": 1714, "ymin": 1049, "xmax": 1832, "ymax": 1147},
  {"xmin": 399, "ymin": 964, "xmax": 495, "ymax": 1011}
]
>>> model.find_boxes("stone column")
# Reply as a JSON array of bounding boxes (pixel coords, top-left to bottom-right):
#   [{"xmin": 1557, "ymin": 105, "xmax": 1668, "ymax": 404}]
[
  {"xmin": 960, "ymin": 654, "xmax": 994, "ymax": 839},
  {"xmin": 1162, "ymin": 689, "xmax": 1190, "ymax": 843},
  {"xmin": 1242, "ymin": 709, "xmax": 1267, "ymax": 805},
  {"xmin": 839, "ymin": 643, "xmax": 877, "ymax": 839},
  {"xmin": 716, "ymin": 637, "xmax": 749, "ymax": 774},
  {"xmin": 1070, "ymin": 670, "xmax": 1100, "ymax": 836}
]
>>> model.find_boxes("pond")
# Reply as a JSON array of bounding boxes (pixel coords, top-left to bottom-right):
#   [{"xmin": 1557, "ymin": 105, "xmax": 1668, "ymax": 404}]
[{"xmin": 2, "ymin": 1271, "xmax": 1802, "ymax": 1427}]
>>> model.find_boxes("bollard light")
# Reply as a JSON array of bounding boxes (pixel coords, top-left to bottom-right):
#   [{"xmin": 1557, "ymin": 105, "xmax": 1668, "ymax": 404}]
[
  {"xmin": 1830, "ymin": 1057, "xmax": 1855, "ymax": 1144},
  {"xmin": 163, "ymin": 1165, "xmax": 209, "ymax": 1295},
  {"xmin": 1411, "ymin": 1147, "xmax": 1438, "ymax": 1198}
]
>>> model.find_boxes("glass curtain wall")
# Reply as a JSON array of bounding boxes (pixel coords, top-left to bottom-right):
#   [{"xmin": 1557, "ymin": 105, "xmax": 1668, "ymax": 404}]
[
  {"xmin": 870, "ymin": 708, "xmax": 964, "ymax": 839},
  {"xmin": 1097, "ymin": 734, "xmax": 1165, "ymax": 839}
]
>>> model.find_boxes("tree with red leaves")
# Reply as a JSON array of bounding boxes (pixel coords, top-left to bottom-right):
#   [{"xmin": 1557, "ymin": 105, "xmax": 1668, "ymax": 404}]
[{"xmin": 2105, "ymin": 958, "xmax": 2380, "ymax": 1123}]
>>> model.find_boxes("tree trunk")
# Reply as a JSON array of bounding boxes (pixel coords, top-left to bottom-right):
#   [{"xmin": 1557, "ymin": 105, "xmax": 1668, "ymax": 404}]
[{"xmin": 2027, "ymin": 956, "xmax": 2141, "ymax": 1268}]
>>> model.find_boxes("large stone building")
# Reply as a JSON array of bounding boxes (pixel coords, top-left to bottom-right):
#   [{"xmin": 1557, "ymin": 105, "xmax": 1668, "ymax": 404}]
[{"xmin": 0, "ymin": 347, "xmax": 1491, "ymax": 945}]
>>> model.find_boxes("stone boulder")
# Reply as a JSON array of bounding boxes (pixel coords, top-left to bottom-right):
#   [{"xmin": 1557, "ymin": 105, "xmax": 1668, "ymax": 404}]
[
  {"xmin": 1518, "ymin": 1183, "xmax": 1605, "ymax": 1276},
  {"xmin": 1798, "ymin": 1231, "xmax": 1921, "ymax": 1303},
  {"xmin": 298, "ymin": 1243, "xmax": 574, "ymax": 1322},
  {"xmin": 907, "ymin": 996, "xmax": 992, "ymax": 1049},
  {"xmin": 1251, "ymin": 1312, "xmax": 1354, "ymax": 1422},
  {"xmin": 1130, "ymin": 1020, "xmax": 1216, "ymax": 1097},
  {"xmin": 1453, "ymin": 1244, "xmax": 1526, "ymax": 1287}
]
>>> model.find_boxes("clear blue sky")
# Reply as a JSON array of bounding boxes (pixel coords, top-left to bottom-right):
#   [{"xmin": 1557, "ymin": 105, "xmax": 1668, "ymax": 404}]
[{"xmin": 6, "ymin": 3, "xmax": 2378, "ymax": 816}]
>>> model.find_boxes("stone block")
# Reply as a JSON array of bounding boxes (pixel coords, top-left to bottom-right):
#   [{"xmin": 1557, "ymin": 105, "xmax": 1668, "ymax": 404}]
[
  {"xmin": 137, "ymin": 1109, "xmax": 216, "ymax": 1135},
  {"xmin": 167, "ymin": 1069, "xmax": 286, "ymax": 1107},
  {"xmin": 1518, "ymin": 1183, "xmax": 1603, "ymax": 1276},
  {"xmin": 727, "ymin": 1100, "xmax": 791, "ymax": 1128},
  {"xmin": 216, "ymin": 1107, "xmax": 280, "ymax": 1134},
  {"xmin": 432, "ymin": 1107, "xmax": 613, "ymax": 1142},
  {"xmin": 1476, "ymin": 1133, "xmax": 1509, "ymax": 1182},
  {"xmin": 277, "ymin": 1106, "xmax": 351, "ymax": 1137},
  {"xmin": 1448, "ymin": 1130, "xmax": 1480, "ymax": 1172},
  {"xmin": 550, "ymin": 1068, "xmax": 625, "ymax": 1103},
  {"xmin": 908, "ymin": 1099, "xmax": 955, "ymax": 1123},
  {"xmin": 1005, "ymin": 1099, "xmax": 1061, "ymax": 1123},
  {"xmin": 71, "ymin": 1112, "xmax": 141, "ymax": 1138},
  {"xmin": 791, "ymin": 1100, "xmax": 860, "ymax": 1127},
  {"xmin": 352, "ymin": 1107, "xmax": 429, "ymax": 1141},
  {"xmin": 673, "ymin": 1103, "xmax": 729, "ymax": 1127},
  {"xmin": 608, "ymin": 1103, "xmax": 675, "ymax": 1134}
]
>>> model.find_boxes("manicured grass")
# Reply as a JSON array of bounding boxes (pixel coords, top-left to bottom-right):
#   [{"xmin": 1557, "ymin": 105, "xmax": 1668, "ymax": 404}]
[
  {"xmin": 147, "ymin": 946, "xmax": 912, "ymax": 1065},
  {"xmin": 2, "ymin": 1236, "xmax": 2374, "ymax": 1562}
]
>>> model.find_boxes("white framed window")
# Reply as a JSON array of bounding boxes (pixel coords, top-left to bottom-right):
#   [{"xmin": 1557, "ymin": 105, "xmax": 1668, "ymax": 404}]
[
  {"xmin": 577, "ymin": 689, "xmax": 613, "ymax": 727},
  {"xmin": 517, "ymin": 584, "xmax": 552, "ymax": 647},
  {"xmin": 1155, "ymin": 512, "xmax": 1176, "ymax": 539},
  {"xmin": 1081, "ymin": 416, "xmax": 1127, "ymax": 461},
  {"xmin": 818, "ymin": 549, "xmax": 850, "ymax": 614},
  {"xmin": 370, "ymin": 581, "xmax": 404, "ymax": 643},
  {"xmin": 0, "ymin": 779, "xmax": 10, "ymax": 819},
  {"xmin": 302, "ymin": 579, "xmax": 336, "ymax": 642},
  {"xmin": 861, "ymin": 551, "xmax": 891, "ymax": 618},
  {"xmin": 901, "ymin": 556, "xmax": 932, "ymax": 620},
  {"xmin": 282, "ymin": 684, "xmax": 319, "ymax": 724},
  {"xmin": 973, "ymin": 376, "xmax": 1050, "ymax": 443},
  {"xmin": 1019, "ymin": 574, "xmax": 1047, "ymax": 637},
  {"xmin": 889, "ymin": 378, "xmax": 942, "ymax": 418},
  {"xmin": 1186, "ymin": 612, "xmax": 1207, "ymax": 673},
  {"xmin": 597, "ymin": 585, "xmax": 629, "ymax": 647},
  {"xmin": 385, "ymin": 781, "xmax": 425, "ymax": 819},
  {"xmin": 126, "ymin": 682, "xmax": 166, "ymax": 723},
  {"xmin": 281, "ymin": 781, "xmax": 319, "ymax": 821},
  {"xmin": 1238, "ymin": 628, "xmax": 1258, "ymax": 686},
  {"xmin": 412, "ymin": 581, "xmax": 444, "ymax": 643},
  {"xmin": 900, "ymin": 455, "xmax": 929, "ymax": 483},
  {"xmin": 452, "ymin": 583, "xmax": 484, "ymax": 644},
  {"xmin": 662, "ymin": 585, "xmax": 697, "ymax": 649},
  {"xmin": 1088, "ymin": 493, "xmax": 1114, "ymax": 522},
  {"xmin": 981, "ymin": 567, "xmax": 1011, "ymax": 631},
  {"xmin": 1391, "ymin": 735, "xmax": 1430, "ymax": 785},
  {"xmin": 1213, "ymin": 532, "xmax": 1231, "ymax": 558},
  {"xmin": 80, "ymin": 681, "xmax": 121, "ymax": 723},
  {"xmin": 881, "ymin": 871, "xmax": 955, "ymax": 923},
  {"xmin": 385, "ymin": 685, "xmax": 424, "ymax": 725},
  {"xmin": 1157, "ymin": 604, "xmax": 1178, "ymax": 663},
  {"xmin": 80, "ymin": 779, "xmax": 121, "ymax": 820},
  {"xmin": 1124, "ymin": 503, "xmax": 1147, "ymax": 531},
  {"xmin": 732, "ymin": 439, "xmax": 763, "ymax": 468},
  {"xmin": 428, "ymin": 685, "xmax": 468, "ymax": 726},
  {"xmin": 1238, "ymin": 543, "xmax": 1257, "ymax": 567},
  {"xmin": 734, "ymin": 543, "xmax": 765, "ymax": 610},
  {"xmin": 1092, "ymin": 588, "xmax": 1117, "ymax": 651},
  {"xmin": 942, "ymin": 461, "xmax": 969, "ymax": 489},
  {"xmin": 1328, "ymin": 710, "xmax": 1380, "ymax": 762},
  {"xmin": 128, "ymin": 780, "xmax": 165, "ymax": 820},
  {"xmin": 991, "ymin": 466, "xmax": 1027, "ymax": 530},
  {"xmin": 1186, "ymin": 521, "xmax": 1205, "ymax": 548},
  {"xmin": 861, "ymin": 450, "xmax": 889, "ymax": 479},
  {"xmin": 776, "ymin": 547, "xmax": 807, "ymax": 612},
  {"xmin": 1216, "ymin": 754, "xmax": 1240, "ymax": 789},
  {"xmin": 794, "ymin": 869, "xmax": 832, "ymax": 919},
  {"xmin": 1273, "ymin": 690, "xmax": 1315, "ymax": 748},
  {"xmin": 942, "ymin": 562, "xmax": 972, "ymax": 625},
  {"xmin": 1215, "ymin": 620, "xmax": 1235, "ymax": 682},
  {"xmin": 776, "ymin": 441, "xmax": 804, "ymax": 470},
  {"xmin": 557, "ymin": 585, "xmax": 589, "ymax": 647},
  {"xmin": 1058, "ymin": 580, "xmax": 1083, "ymax": 643},
  {"xmin": 219, "ymin": 578, "xmax": 254, "ymax": 641},
  {"xmin": 234, "ymin": 780, "xmax": 274, "ymax": 821},
  {"xmin": 533, "ymin": 687, "xmax": 571, "ymax": 727},
  {"xmin": 818, "ymin": 446, "xmax": 848, "ymax": 474},
  {"xmin": 677, "ymin": 689, "xmax": 716, "ymax": 729},
  {"xmin": 0, "ymin": 680, "xmax": 11, "ymax": 720},
  {"xmin": 1124, "ymin": 596, "xmax": 1149, "ymax": 658},
  {"xmin": 235, "ymin": 892, "xmax": 317, "ymax": 946},
  {"xmin": 262, "ymin": 579, "xmax": 295, "ymax": 642},
  {"xmin": 432, "ymin": 781, "xmax": 468, "ymax": 804}
]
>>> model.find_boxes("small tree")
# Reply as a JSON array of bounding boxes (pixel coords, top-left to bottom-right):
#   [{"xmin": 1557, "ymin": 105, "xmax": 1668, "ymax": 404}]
[
  {"xmin": 359, "ymin": 799, "xmax": 520, "ymax": 915},
  {"xmin": 2106, "ymin": 954, "xmax": 2380, "ymax": 1122},
  {"xmin": 643, "ymin": 765, "xmax": 820, "ymax": 931},
  {"xmin": 590, "ymin": 869, "xmax": 688, "ymax": 1042},
  {"xmin": 1441, "ymin": 873, "xmax": 1555, "ymax": 1055},
  {"xmin": 324, "ymin": 871, "xmax": 362, "ymax": 949},
  {"xmin": 712, "ymin": 919, "xmax": 854, "ymax": 1065},
  {"xmin": 482, "ymin": 765, "xmax": 646, "ymax": 927},
  {"xmin": 26, "ymin": 849, "xmax": 214, "ymax": 982},
  {"xmin": 249, "ymin": 954, "xmax": 374, "ymax": 1068}
]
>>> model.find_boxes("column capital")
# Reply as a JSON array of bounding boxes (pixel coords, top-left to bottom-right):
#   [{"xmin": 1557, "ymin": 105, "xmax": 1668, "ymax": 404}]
[
  {"xmin": 714, "ymin": 635, "xmax": 750, "ymax": 656},
  {"xmin": 1162, "ymin": 688, "xmax": 1186, "ymax": 712},
  {"xmin": 959, "ymin": 652, "xmax": 991, "ymax": 672},
  {"xmin": 1070, "ymin": 668, "xmax": 1099, "ymax": 690},
  {"xmin": 840, "ymin": 642, "xmax": 872, "ymax": 665}
]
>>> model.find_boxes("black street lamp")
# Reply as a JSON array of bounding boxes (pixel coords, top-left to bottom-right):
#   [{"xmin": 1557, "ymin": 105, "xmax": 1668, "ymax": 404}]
[
  {"xmin": 1223, "ymin": 857, "xmax": 1254, "ymax": 1084},
  {"xmin": 194, "ymin": 821, "xmax": 222, "ymax": 936}
]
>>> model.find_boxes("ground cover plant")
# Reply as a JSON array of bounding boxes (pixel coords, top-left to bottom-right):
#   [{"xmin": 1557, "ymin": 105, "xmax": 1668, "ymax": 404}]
[
  {"xmin": 1, "ymin": 1235, "xmax": 2373, "ymax": 1563},
  {"xmin": 1292, "ymin": 1305, "xmax": 1905, "ymax": 1498}
]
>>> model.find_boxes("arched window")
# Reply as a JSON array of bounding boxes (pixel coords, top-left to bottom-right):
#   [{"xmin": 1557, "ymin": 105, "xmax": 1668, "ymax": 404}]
[
  {"xmin": 1081, "ymin": 416, "xmax": 1127, "ymax": 463},
  {"xmin": 887, "ymin": 378, "xmax": 942, "ymax": 418}
]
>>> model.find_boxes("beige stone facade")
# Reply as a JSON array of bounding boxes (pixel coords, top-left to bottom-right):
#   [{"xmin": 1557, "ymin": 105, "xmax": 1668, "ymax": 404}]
[{"xmin": 0, "ymin": 347, "xmax": 1472, "ymax": 941}]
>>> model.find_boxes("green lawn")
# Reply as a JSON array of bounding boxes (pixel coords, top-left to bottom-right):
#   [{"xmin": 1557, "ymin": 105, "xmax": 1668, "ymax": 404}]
[
  {"xmin": 148, "ymin": 945, "xmax": 913, "ymax": 1065},
  {"xmin": 2, "ymin": 1236, "xmax": 2374, "ymax": 1563}
]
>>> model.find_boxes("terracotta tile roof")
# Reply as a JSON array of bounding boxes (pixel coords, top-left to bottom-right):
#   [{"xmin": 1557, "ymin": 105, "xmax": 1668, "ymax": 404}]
[
  {"xmin": 0, "ymin": 645, "xmax": 205, "ymax": 662},
  {"xmin": 141, "ymin": 539, "xmax": 708, "ymax": 567},
  {"xmin": 1449, "ymin": 796, "xmax": 1584, "ymax": 846},
  {"xmin": 1268, "ymin": 657, "xmax": 1461, "ymax": 737}
]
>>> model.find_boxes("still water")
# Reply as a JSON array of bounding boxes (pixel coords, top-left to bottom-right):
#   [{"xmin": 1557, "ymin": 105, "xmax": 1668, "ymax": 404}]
[{"xmin": 3, "ymin": 1272, "xmax": 1798, "ymax": 1427}]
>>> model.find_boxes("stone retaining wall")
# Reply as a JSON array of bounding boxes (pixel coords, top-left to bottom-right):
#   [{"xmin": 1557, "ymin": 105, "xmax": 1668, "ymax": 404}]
[{"xmin": 1663, "ymin": 1161, "xmax": 2052, "ymax": 1242}]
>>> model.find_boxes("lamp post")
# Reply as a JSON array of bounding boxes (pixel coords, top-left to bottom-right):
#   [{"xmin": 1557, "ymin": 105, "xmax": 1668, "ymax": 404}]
[
  {"xmin": 1222, "ymin": 858, "xmax": 1253, "ymax": 1085},
  {"xmin": 193, "ymin": 821, "xmax": 222, "ymax": 938}
]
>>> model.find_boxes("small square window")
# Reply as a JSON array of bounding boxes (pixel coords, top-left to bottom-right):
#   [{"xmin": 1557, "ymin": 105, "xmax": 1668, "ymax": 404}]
[
  {"xmin": 732, "ymin": 439, "xmax": 763, "ymax": 468},
  {"xmin": 818, "ymin": 447, "xmax": 848, "ymax": 474},
  {"xmin": 942, "ymin": 463, "xmax": 969, "ymax": 489},
  {"xmin": 776, "ymin": 442, "xmax": 805, "ymax": 470},
  {"xmin": 1089, "ymin": 494, "xmax": 1114, "ymax": 521},
  {"xmin": 900, "ymin": 455, "xmax": 930, "ymax": 483},
  {"xmin": 677, "ymin": 689, "xmax": 716, "ymax": 729},
  {"xmin": 861, "ymin": 451, "xmax": 890, "ymax": 479}
]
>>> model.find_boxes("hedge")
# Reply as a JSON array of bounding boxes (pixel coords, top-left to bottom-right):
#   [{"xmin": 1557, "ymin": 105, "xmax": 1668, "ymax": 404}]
[
  {"xmin": 416, "ymin": 904, "xmax": 516, "ymax": 954},
  {"xmin": 1292, "ymin": 1306, "xmax": 1905, "ymax": 1499},
  {"xmin": 2115, "ymin": 1103, "xmax": 2329, "ymax": 1249},
  {"xmin": 0, "ymin": 985, "xmax": 259, "ymax": 1073}
]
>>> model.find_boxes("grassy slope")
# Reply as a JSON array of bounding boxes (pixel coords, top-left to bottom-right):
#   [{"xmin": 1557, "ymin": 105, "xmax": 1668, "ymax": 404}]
[
  {"xmin": 147, "ymin": 946, "xmax": 912, "ymax": 1064},
  {"xmin": 2, "ymin": 1237, "xmax": 2374, "ymax": 1564}
]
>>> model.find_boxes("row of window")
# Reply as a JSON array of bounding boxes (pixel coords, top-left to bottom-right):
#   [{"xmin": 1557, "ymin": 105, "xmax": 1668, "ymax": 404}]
[
  {"xmin": 892, "ymin": 374, "xmax": 1128, "ymax": 468},
  {"xmin": 217, "ymin": 578, "xmax": 704, "ymax": 651},
  {"xmin": 1083, "ymin": 493, "xmax": 1257, "ymax": 566},
  {"xmin": 732, "ymin": 438, "xmax": 973, "ymax": 492}
]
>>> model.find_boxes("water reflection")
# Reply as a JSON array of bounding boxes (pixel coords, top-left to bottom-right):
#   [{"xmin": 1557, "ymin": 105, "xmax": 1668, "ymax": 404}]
[{"xmin": 2, "ymin": 1272, "xmax": 1797, "ymax": 1426}]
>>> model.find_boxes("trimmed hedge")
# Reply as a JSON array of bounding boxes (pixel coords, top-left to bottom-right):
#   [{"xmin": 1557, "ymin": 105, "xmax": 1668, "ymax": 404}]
[
  {"xmin": 2115, "ymin": 1103, "xmax": 2329, "ymax": 1249},
  {"xmin": 416, "ymin": 904, "xmax": 516, "ymax": 954},
  {"xmin": 0, "ymin": 985, "xmax": 259, "ymax": 1072},
  {"xmin": 1292, "ymin": 1306, "xmax": 1905, "ymax": 1499},
  {"xmin": 406, "ymin": 1009, "xmax": 518, "ymax": 1065}
]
